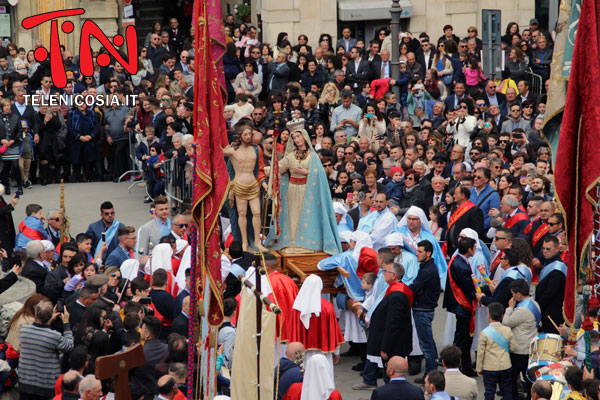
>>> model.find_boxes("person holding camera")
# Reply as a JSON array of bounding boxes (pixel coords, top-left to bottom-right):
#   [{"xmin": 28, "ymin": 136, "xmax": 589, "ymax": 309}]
[{"xmin": 357, "ymin": 102, "xmax": 386, "ymax": 149}]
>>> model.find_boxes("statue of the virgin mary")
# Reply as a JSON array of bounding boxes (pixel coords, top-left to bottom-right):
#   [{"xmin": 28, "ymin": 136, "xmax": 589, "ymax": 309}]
[{"xmin": 266, "ymin": 119, "xmax": 342, "ymax": 255}]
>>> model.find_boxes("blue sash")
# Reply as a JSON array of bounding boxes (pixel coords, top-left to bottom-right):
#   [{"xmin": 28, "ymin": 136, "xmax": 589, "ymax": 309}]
[
  {"xmin": 517, "ymin": 298, "xmax": 542, "ymax": 326},
  {"xmin": 538, "ymin": 260, "xmax": 567, "ymax": 283},
  {"xmin": 482, "ymin": 325, "xmax": 510, "ymax": 353},
  {"xmin": 94, "ymin": 220, "xmax": 121, "ymax": 258},
  {"xmin": 500, "ymin": 266, "xmax": 532, "ymax": 285}
]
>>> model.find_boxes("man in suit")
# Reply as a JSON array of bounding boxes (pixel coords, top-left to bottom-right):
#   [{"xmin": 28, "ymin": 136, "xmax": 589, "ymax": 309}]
[
  {"xmin": 167, "ymin": 18, "xmax": 185, "ymax": 57},
  {"xmin": 147, "ymin": 33, "xmax": 167, "ymax": 68},
  {"xmin": 266, "ymin": 51, "xmax": 290, "ymax": 93},
  {"xmin": 346, "ymin": 47, "xmax": 370, "ymax": 93},
  {"xmin": 171, "ymin": 295, "xmax": 189, "ymax": 337},
  {"xmin": 104, "ymin": 226, "xmax": 137, "ymax": 267},
  {"xmin": 483, "ymin": 79, "xmax": 506, "ymax": 108},
  {"xmin": 178, "ymin": 75, "xmax": 194, "ymax": 102},
  {"xmin": 443, "ymin": 237, "xmax": 478, "ymax": 377},
  {"xmin": 444, "ymin": 82, "xmax": 470, "ymax": 112},
  {"xmin": 517, "ymin": 80, "xmax": 538, "ymax": 104},
  {"xmin": 370, "ymin": 356, "xmax": 424, "ymax": 400},
  {"xmin": 440, "ymin": 345, "xmax": 478, "ymax": 400},
  {"xmin": 66, "ymin": 286, "xmax": 99, "ymax": 326},
  {"xmin": 370, "ymin": 49, "xmax": 391, "ymax": 80},
  {"xmin": 416, "ymin": 176, "xmax": 446, "ymax": 214},
  {"xmin": 355, "ymin": 262, "xmax": 412, "ymax": 389},
  {"xmin": 446, "ymin": 186, "xmax": 484, "ymax": 256},
  {"xmin": 336, "ymin": 26, "xmax": 357, "ymax": 53},
  {"xmin": 22, "ymin": 240, "xmax": 49, "ymax": 294},
  {"xmin": 348, "ymin": 191, "xmax": 374, "ymax": 230},
  {"xmin": 415, "ymin": 39, "xmax": 435, "ymax": 77},
  {"xmin": 45, "ymin": 209, "xmax": 61, "ymax": 246}
]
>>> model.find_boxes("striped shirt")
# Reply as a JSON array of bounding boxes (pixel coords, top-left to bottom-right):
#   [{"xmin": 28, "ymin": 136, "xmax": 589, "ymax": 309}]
[{"xmin": 19, "ymin": 323, "xmax": 73, "ymax": 397}]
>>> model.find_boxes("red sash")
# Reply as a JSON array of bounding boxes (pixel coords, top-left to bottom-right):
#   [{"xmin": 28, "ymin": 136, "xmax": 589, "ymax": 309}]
[
  {"xmin": 447, "ymin": 255, "xmax": 476, "ymax": 335},
  {"xmin": 490, "ymin": 251, "xmax": 503, "ymax": 276},
  {"xmin": 561, "ymin": 250, "xmax": 568, "ymax": 263},
  {"xmin": 385, "ymin": 281, "xmax": 414, "ymax": 307},
  {"xmin": 504, "ymin": 210, "xmax": 529, "ymax": 229},
  {"xmin": 523, "ymin": 217, "xmax": 539, "ymax": 236},
  {"xmin": 148, "ymin": 301, "xmax": 173, "ymax": 326},
  {"xmin": 448, "ymin": 201, "xmax": 476, "ymax": 231},
  {"xmin": 532, "ymin": 223, "xmax": 550, "ymax": 249},
  {"xmin": 18, "ymin": 221, "xmax": 45, "ymax": 240}
]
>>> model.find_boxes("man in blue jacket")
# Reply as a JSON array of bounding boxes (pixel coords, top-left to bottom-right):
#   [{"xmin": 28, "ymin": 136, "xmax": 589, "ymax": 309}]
[
  {"xmin": 470, "ymin": 167, "xmax": 501, "ymax": 233},
  {"xmin": 274, "ymin": 342, "xmax": 304, "ymax": 400}
]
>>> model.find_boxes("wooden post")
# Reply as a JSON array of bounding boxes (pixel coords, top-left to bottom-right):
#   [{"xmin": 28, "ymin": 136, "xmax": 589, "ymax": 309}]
[{"xmin": 95, "ymin": 344, "xmax": 145, "ymax": 400}]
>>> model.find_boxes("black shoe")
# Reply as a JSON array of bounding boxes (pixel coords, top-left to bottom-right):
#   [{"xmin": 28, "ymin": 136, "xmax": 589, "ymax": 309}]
[
  {"xmin": 341, "ymin": 349, "xmax": 358, "ymax": 357},
  {"xmin": 414, "ymin": 376, "xmax": 425, "ymax": 384},
  {"xmin": 352, "ymin": 362, "xmax": 365, "ymax": 371}
]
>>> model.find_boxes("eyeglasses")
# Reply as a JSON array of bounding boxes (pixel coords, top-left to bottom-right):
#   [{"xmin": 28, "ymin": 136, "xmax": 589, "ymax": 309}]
[
  {"xmin": 474, "ymin": 175, "xmax": 484, "ymax": 179},
  {"xmin": 470, "ymin": 152, "xmax": 480, "ymax": 156},
  {"xmin": 523, "ymin": 105, "xmax": 533, "ymax": 109},
  {"xmin": 344, "ymin": 152, "xmax": 354, "ymax": 155},
  {"xmin": 43, "ymin": 80, "xmax": 52, "ymax": 84},
  {"xmin": 542, "ymin": 247, "xmax": 554, "ymax": 251},
  {"xmin": 547, "ymin": 222, "xmax": 559, "ymax": 226},
  {"xmin": 499, "ymin": 140, "xmax": 509, "ymax": 144},
  {"xmin": 175, "ymin": 223, "xmax": 189, "ymax": 228},
  {"xmin": 511, "ymin": 108, "xmax": 521, "ymax": 112},
  {"xmin": 110, "ymin": 273, "xmax": 120, "ymax": 278},
  {"xmin": 460, "ymin": 105, "xmax": 468, "ymax": 109},
  {"xmin": 405, "ymin": 176, "xmax": 415, "ymax": 181},
  {"xmin": 323, "ymin": 163, "xmax": 332, "ymax": 167},
  {"xmin": 103, "ymin": 211, "xmax": 115, "ymax": 215},
  {"xmin": 162, "ymin": 97, "xmax": 170, "ymax": 101},
  {"xmin": 251, "ymin": 51, "xmax": 260, "ymax": 54},
  {"xmin": 66, "ymin": 57, "xmax": 73, "ymax": 60},
  {"xmin": 495, "ymin": 236, "xmax": 507, "ymax": 241},
  {"xmin": 49, "ymin": 217, "xmax": 61, "ymax": 222},
  {"xmin": 468, "ymin": 30, "xmax": 475, "ymax": 33},
  {"xmin": 476, "ymin": 103, "xmax": 486, "ymax": 107},
  {"xmin": 141, "ymin": 49, "xmax": 147, "ymax": 52}
]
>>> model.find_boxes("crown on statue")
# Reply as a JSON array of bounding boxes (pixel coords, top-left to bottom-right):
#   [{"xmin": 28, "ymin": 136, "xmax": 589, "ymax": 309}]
[{"xmin": 286, "ymin": 118, "xmax": 306, "ymax": 133}]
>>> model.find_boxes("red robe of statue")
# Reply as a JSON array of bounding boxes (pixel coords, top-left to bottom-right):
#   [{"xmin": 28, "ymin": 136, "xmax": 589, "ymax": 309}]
[
  {"xmin": 285, "ymin": 298, "xmax": 344, "ymax": 353},
  {"xmin": 266, "ymin": 271, "xmax": 299, "ymax": 342}
]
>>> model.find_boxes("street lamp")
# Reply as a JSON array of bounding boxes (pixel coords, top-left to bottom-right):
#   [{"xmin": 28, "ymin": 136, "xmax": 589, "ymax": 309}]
[{"xmin": 390, "ymin": 0, "xmax": 402, "ymax": 97}]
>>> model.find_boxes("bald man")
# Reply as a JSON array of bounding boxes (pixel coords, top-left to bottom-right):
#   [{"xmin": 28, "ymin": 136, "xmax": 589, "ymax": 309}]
[
  {"xmin": 156, "ymin": 375, "xmax": 179, "ymax": 400},
  {"xmin": 61, "ymin": 370, "xmax": 82, "ymax": 400},
  {"xmin": 275, "ymin": 342, "xmax": 305, "ymax": 400},
  {"xmin": 371, "ymin": 356, "xmax": 424, "ymax": 400}
]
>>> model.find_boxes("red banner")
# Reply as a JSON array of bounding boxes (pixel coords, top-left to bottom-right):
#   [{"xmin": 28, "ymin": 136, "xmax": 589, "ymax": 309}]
[
  {"xmin": 191, "ymin": 0, "xmax": 229, "ymax": 327},
  {"xmin": 555, "ymin": 0, "xmax": 600, "ymax": 325}
]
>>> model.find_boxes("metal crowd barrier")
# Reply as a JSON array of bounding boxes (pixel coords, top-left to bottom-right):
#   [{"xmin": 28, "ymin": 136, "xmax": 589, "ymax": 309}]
[
  {"xmin": 526, "ymin": 67, "xmax": 544, "ymax": 95},
  {"xmin": 118, "ymin": 130, "xmax": 145, "ymax": 193},
  {"xmin": 162, "ymin": 157, "xmax": 193, "ymax": 207}
]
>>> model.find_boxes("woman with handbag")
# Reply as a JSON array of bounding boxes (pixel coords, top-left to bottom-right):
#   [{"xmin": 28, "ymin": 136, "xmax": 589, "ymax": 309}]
[
  {"xmin": 0, "ymin": 99, "xmax": 23, "ymax": 194},
  {"xmin": 431, "ymin": 42, "xmax": 454, "ymax": 90}
]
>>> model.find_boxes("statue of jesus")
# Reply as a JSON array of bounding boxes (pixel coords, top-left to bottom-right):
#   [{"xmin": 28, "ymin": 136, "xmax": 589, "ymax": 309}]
[{"xmin": 223, "ymin": 125, "xmax": 269, "ymax": 252}]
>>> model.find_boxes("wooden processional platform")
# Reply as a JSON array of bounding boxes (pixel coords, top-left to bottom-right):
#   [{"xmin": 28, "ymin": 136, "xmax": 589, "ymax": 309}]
[{"xmin": 271, "ymin": 251, "xmax": 343, "ymax": 294}]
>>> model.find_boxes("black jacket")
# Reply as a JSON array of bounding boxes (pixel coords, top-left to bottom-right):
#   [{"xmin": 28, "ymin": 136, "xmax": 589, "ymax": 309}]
[
  {"xmin": 0, "ymin": 196, "xmax": 15, "ymax": 257},
  {"xmin": 410, "ymin": 258, "xmax": 442, "ymax": 311},
  {"xmin": 535, "ymin": 255, "xmax": 566, "ymax": 333},
  {"xmin": 44, "ymin": 264, "xmax": 68, "ymax": 303},
  {"xmin": 445, "ymin": 203, "xmax": 484, "ymax": 256},
  {"xmin": 345, "ymin": 58, "xmax": 370, "ymax": 88},
  {"xmin": 367, "ymin": 290, "xmax": 412, "ymax": 358},
  {"xmin": 443, "ymin": 255, "xmax": 476, "ymax": 318},
  {"xmin": 171, "ymin": 312, "xmax": 189, "ymax": 337},
  {"xmin": 371, "ymin": 379, "xmax": 425, "ymax": 400},
  {"xmin": 21, "ymin": 258, "xmax": 48, "ymax": 295}
]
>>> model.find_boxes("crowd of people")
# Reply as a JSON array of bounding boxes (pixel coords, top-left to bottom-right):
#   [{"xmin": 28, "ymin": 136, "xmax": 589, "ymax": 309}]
[{"xmin": 0, "ymin": 6, "xmax": 595, "ymax": 400}]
